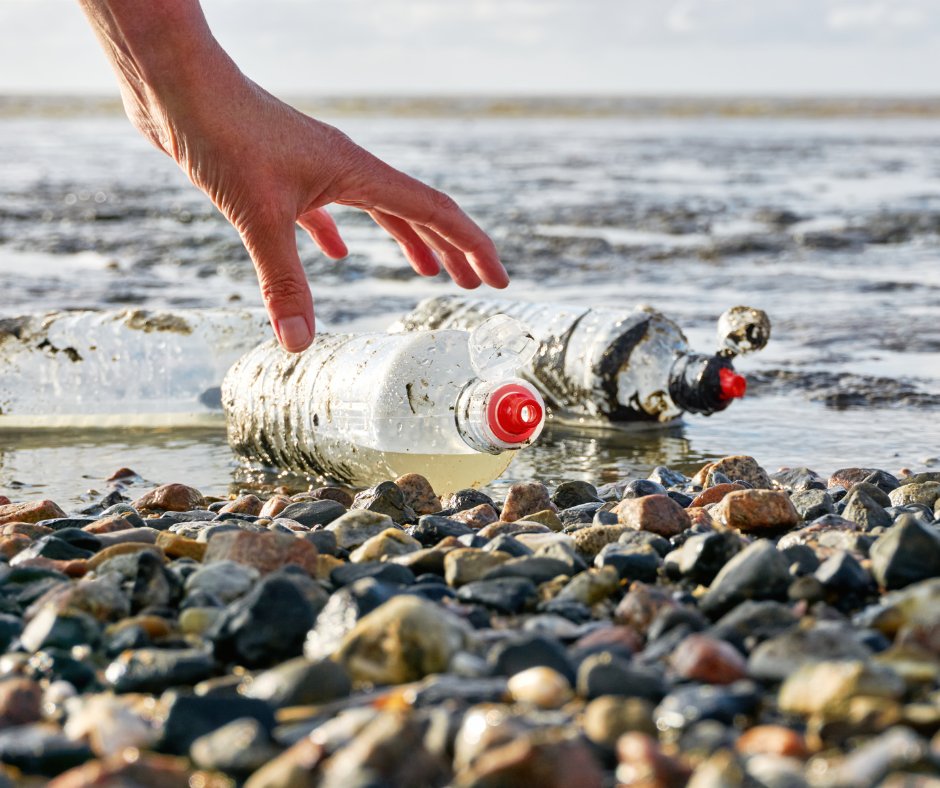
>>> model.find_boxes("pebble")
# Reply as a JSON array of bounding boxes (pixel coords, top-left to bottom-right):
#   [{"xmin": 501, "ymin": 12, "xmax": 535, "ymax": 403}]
[
  {"xmin": 551, "ymin": 480, "xmax": 602, "ymax": 509},
  {"xmin": 694, "ymin": 455, "xmax": 773, "ymax": 489},
  {"xmin": 614, "ymin": 494, "xmax": 691, "ymax": 537},
  {"xmin": 449, "ymin": 503, "xmax": 499, "ymax": 529},
  {"xmin": 501, "ymin": 481, "xmax": 555, "ymax": 522},
  {"xmin": 583, "ymin": 696, "xmax": 656, "ymax": 746},
  {"xmin": 325, "ymin": 510, "xmax": 396, "ymax": 550},
  {"xmin": 596, "ymin": 543, "xmax": 662, "ymax": 582},
  {"xmin": 670, "ymin": 633, "xmax": 748, "ymax": 684},
  {"xmin": 778, "ymin": 660, "xmax": 906, "ymax": 715},
  {"xmin": 842, "ymin": 487, "xmax": 893, "ymax": 529},
  {"xmin": 714, "ymin": 489, "xmax": 800, "ymax": 534},
  {"xmin": 189, "ymin": 716, "xmax": 282, "ymax": 775},
  {"xmin": 507, "ymin": 666, "xmax": 573, "ymax": 708},
  {"xmin": 444, "ymin": 548, "xmax": 512, "ymax": 586},
  {"xmin": 241, "ymin": 656, "xmax": 351, "ymax": 707},
  {"xmin": 690, "ymin": 482, "xmax": 746, "ymax": 507},
  {"xmin": 394, "ymin": 472, "xmax": 442, "ymax": 515},
  {"xmin": 104, "ymin": 647, "xmax": 214, "ymax": 693},
  {"xmin": 870, "ymin": 514, "xmax": 940, "ymax": 589},
  {"xmin": 131, "ymin": 483, "xmax": 204, "ymax": 513},
  {"xmin": 700, "ymin": 540, "xmax": 792, "ymax": 618},
  {"xmin": 0, "ymin": 499, "xmax": 68, "ymax": 526},
  {"xmin": 348, "ymin": 528, "xmax": 420, "ymax": 562},
  {"xmin": 457, "ymin": 577, "xmax": 538, "ymax": 614},
  {"xmin": 351, "ymin": 481, "xmax": 416, "ymax": 524}
]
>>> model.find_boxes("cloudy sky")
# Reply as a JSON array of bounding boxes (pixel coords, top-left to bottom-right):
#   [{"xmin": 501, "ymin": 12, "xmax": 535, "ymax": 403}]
[{"xmin": 1, "ymin": 0, "xmax": 938, "ymax": 95}]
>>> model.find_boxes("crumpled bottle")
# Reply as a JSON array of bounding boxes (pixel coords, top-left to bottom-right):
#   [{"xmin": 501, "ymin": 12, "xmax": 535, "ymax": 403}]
[
  {"xmin": 390, "ymin": 296, "xmax": 770, "ymax": 426},
  {"xmin": 221, "ymin": 317, "xmax": 546, "ymax": 492}
]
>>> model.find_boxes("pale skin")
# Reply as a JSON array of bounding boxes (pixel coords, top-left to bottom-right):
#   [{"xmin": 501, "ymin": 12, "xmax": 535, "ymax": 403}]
[{"xmin": 77, "ymin": 0, "xmax": 509, "ymax": 352}]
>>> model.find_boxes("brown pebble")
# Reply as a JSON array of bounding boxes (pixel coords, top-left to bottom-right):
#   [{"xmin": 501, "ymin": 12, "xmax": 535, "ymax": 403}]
[
  {"xmin": 616, "ymin": 732, "xmax": 691, "ymax": 786},
  {"xmin": 690, "ymin": 483, "xmax": 746, "ymax": 508},
  {"xmin": 132, "ymin": 482, "xmax": 204, "ymax": 513},
  {"xmin": 0, "ymin": 523, "xmax": 53, "ymax": 539},
  {"xmin": 615, "ymin": 494, "xmax": 691, "ymax": 537},
  {"xmin": 735, "ymin": 725, "xmax": 809, "ymax": 759},
  {"xmin": 47, "ymin": 749, "xmax": 197, "ymax": 788},
  {"xmin": 477, "ymin": 521, "xmax": 551, "ymax": 540},
  {"xmin": 155, "ymin": 532, "xmax": 207, "ymax": 561},
  {"xmin": 106, "ymin": 615, "xmax": 173, "ymax": 640},
  {"xmin": 86, "ymin": 543, "xmax": 164, "ymax": 571},
  {"xmin": 460, "ymin": 733, "xmax": 605, "ymax": 788},
  {"xmin": 219, "ymin": 494, "xmax": 263, "ymax": 516},
  {"xmin": 693, "ymin": 455, "xmax": 773, "ymax": 489},
  {"xmin": 501, "ymin": 482, "xmax": 556, "ymax": 523},
  {"xmin": 259, "ymin": 494, "xmax": 292, "ymax": 518},
  {"xmin": 571, "ymin": 625, "xmax": 643, "ymax": 658},
  {"xmin": 450, "ymin": 503, "xmax": 499, "ymax": 529},
  {"xmin": 307, "ymin": 486, "xmax": 354, "ymax": 508},
  {"xmin": 614, "ymin": 582, "xmax": 677, "ymax": 635},
  {"xmin": 106, "ymin": 467, "xmax": 139, "ymax": 482},
  {"xmin": 828, "ymin": 467, "xmax": 880, "ymax": 489},
  {"xmin": 0, "ymin": 499, "xmax": 67, "ymax": 526},
  {"xmin": 686, "ymin": 507, "xmax": 717, "ymax": 530},
  {"xmin": 571, "ymin": 524, "xmax": 631, "ymax": 560},
  {"xmin": 0, "ymin": 496, "xmax": 10, "ymax": 506},
  {"xmin": 582, "ymin": 696, "xmax": 657, "ymax": 746},
  {"xmin": 713, "ymin": 489, "xmax": 799, "ymax": 534},
  {"xmin": 0, "ymin": 534, "xmax": 31, "ymax": 559},
  {"xmin": 0, "ymin": 677, "xmax": 42, "ymax": 727},
  {"xmin": 394, "ymin": 473, "xmax": 442, "ymax": 515},
  {"xmin": 82, "ymin": 515, "xmax": 137, "ymax": 535},
  {"xmin": 203, "ymin": 529, "xmax": 318, "ymax": 575},
  {"xmin": 670, "ymin": 634, "xmax": 748, "ymax": 684}
]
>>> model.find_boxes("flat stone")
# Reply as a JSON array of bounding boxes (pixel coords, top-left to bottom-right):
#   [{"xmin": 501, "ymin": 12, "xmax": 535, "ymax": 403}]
[
  {"xmin": 889, "ymin": 481, "xmax": 940, "ymax": 508},
  {"xmin": 450, "ymin": 503, "xmax": 499, "ymax": 529},
  {"xmin": 457, "ymin": 577, "xmax": 538, "ymax": 614},
  {"xmin": 333, "ymin": 595, "xmax": 468, "ymax": 685},
  {"xmin": 104, "ymin": 648, "xmax": 215, "ymax": 693},
  {"xmin": 713, "ymin": 489, "xmax": 799, "ymax": 534},
  {"xmin": 748, "ymin": 624, "xmax": 873, "ymax": 681},
  {"xmin": 306, "ymin": 486, "xmax": 354, "ymax": 508},
  {"xmin": 523, "ymin": 509, "xmax": 564, "ymax": 531},
  {"xmin": 241, "ymin": 656, "xmax": 351, "ymax": 708},
  {"xmin": 444, "ymin": 548, "xmax": 512, "ymax": 587},
  {"xmin": 218, "ymin": 495, "xmax": 263, "ymax": 516},
  {"xmin": 778, "ymin": 660, "xmax": 905, "ymax": 715},
  {"xmin": 485, "ymin": 555, "xmax": 575, "ymax": 585},
  {"xmin": 277, "ymin": 500, "xmax": 346, "ymax": 529},
  {"xmin": 0, "ymin": 500, "xmax": 67, "ymax": 526},
  {"xmin": 576, "ymin": 653, "xmax": 666, "ymax": 701},
  {"xmin": 326, "ymin": 510, "xmax": 396, "ymax": 550},
  {"xmin": 203, "ymin": 530, "xmax": 318, "ymax": 576},
  {"xmin": 131, "ymin": 483, "xmax": 204, "ymax": 513},
  {"xmin": 770, "ymin": 467, "xmax": 826, "ymax": 491},
  {"xmin": 690, "ymin": 483, "xmax": 746, "ymax": 508},
  {"xmin": 501, "ymin": 482, "xmax": 555, "ymax": 523},
  {"xmin": 551, "ymin": 480, "xmax": 602, "ymax": 509},
  {"xmin": 394, "ymin": 473, "xmax": 441, "ymax": 515},
  {"xmin": 330, "ymin": 561, "xmax": 415, "ymax": 588},
  {"xmin": 614, "ymin": 494, "xmax": 691, "ymax": 537}
]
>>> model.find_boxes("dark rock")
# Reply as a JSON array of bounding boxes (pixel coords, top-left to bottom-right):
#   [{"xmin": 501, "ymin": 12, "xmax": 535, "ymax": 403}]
[
  {"xmin": 483, "ymin": 556, "xmax": 574, "ymax": 584},
  {"xmin": 649, "ymin": 466, "xmax": 690, "ymax": 488},
  {"xmin": 279, "ymin": 499, "xmax": 347, "ymax": 528},
  {"xmin": 559, "ymin": 502, "xmax": 604, "ymax": 527},
  {"xmin": 13, "ymin": 535, "xmax": 93, "ymax": 563},
  {"xmin": 438, "ymin": 489, "xmax": 496, "ymax": 516},
  {"xmin": 655, "ymin": 681, "xmax": 760, "ymax": 733},
  {"xmin": 790, "ymin": 489, "xmax": 834, "ymax": 521},
  {"xmin": 747, "ymin": 623, "xmax": 872, "ymax": 681},
  {"xmin": 648, "ymin": 607, "xmax": 709, "ymax": 643},
  {"xmin": 710, "ymin": 601, "xmax": 799, "ymax": 654},
  {"xmin": 488, "ymin": 634, "xmax": 575, "ymax": 683},
  {"xmin": 595, "ymin": 543, "xmax": 661, "ymax": 583},
  {"xmin": 780, "ymin": 544, "xmax": 821, "ymax": 575},
  {"xmin": 304, "ymin": 578, "xmax": 400, "ymax": 660},
  {"xmin": 482, "ymin": 535, "xmax": 533, "ymax": 557},
  {"xmin": 621, "ymin": 479, "xmax": 667, "ymax": 499},
  {"xmin": 861, "ymin": 470, "xmax": 901, "ymax": 494},
  {"xmin": 664, "ymin": 532, "xmax": 742, "ymax": 585},
  {"xmin": 300, "ymin": 529, "xmax": 338, "ymax": 556},
  {"xmin": 551, "ymin": 480, "xmax": 602, "ymax": 509},
  {"xmin": 848, "ymin": 481, "xmax": 892, "ymax": 508},
  {"xmin": 410, "ymin": 515, "xmax": 473, "ymax": 545},
  {"xmin": 189, "ymin": 717, "xmax": 281, "ymax": 775},
  {"xmin": 456, "ymin": 578, "xmax": 537, "ymax": 614},
  {"xmin": 576, "ymin": 653, "xmax": 666, "ymax": 701},
  {"xmin": 47, "ymin": 528, "xmax": 102, "ymax": 552},
  {"xmin": 331, "ymin": 561, "xmax": 415, "ymax": 587},
  {"xmin": 210, "ymin": 575, "xmax": 318, "ymax": 668},
  {"xmin": 770, "ymin": 467, "xmax": 826, "ymax": 491},
  {"xmin": 0, "ymin": 723, "xmax": 92, "ymax": 776},
  {"xmin": 870, "ymin": 514, "xmax": 940, "ymax": 589},
  {"xmin": 410, "ymin": 675, "xmax": 509, "ymax": 707},
  {"xmin": 700, "ymin": 541, "xmax": 791, "ymax": 618},
  {"xmin": 26, "ymin": 648, "xmax": 97, "ymax": 691},
  {"xmin": 19, "ymin": 608, "xmax": 100, "ymax": 652},
  {"xmin": 105, "ymin": 647, "xmax": 215, "ymax": 693},
  {"xmin": 456, "ymin": 533, "xmax": 488, "ymax": 549},
  {"xmin": 592, "ymin": 508, "xmax": 619, "ymax": 526},
  {"xmin": 242, "ymin": 656, "xmax": 351, "ymax": 708},
  {"xmin": 619, "ymin": 530, "xmax": 673, "ymax": 557},
  {"xmin": 35, "ymin": 517, "xmax": 98, "ymax": 532},
  {"xmin": 666, "ymin": 491, "xmax": 694, "ymax": 507},
  {"xmin": 0, "ymin": 615, "xmax": 23, "ymax": 652},
  {"xmin": 353, "ymin": 481, "xmax": 417, "ymax": 524},
  {"xmin": 842, "ymin": 489, "xmax": 893, "ymax": 530},
  {"xmin": 815, "ymin": 551, "xmax": 873, "ymax": 596},
  {"xmin": 160, "ymin": 693, "xmax": 276, "ymax": 755}
]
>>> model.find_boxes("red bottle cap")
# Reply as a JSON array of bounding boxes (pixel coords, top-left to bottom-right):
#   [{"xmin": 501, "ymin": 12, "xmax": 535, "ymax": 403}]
[
  {"xmin": 487, "ymin": 383, "xmax": 543, "ymax": 444},
  {"xmin": 718, "ymin": 367, "xmax": 747, "ymax": 401}
]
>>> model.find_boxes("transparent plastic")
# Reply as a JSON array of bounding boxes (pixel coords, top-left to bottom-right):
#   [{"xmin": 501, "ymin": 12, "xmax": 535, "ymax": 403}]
[
  {"xmin": 221, "ymin": 327, "xmax": 545, "ymax": 492},
  {"xmin": 0, "ymin": 308, "xmax": 270, "ymax": 429},
  {"xmin": 391, "ymin": 296, "xmax": 769, "ymax": 425}
]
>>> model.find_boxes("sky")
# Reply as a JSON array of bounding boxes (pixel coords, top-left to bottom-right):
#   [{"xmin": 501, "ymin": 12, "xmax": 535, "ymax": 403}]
[{"xmin": 0, "ymin": 0, "xmax": 938, "ymax": 95}]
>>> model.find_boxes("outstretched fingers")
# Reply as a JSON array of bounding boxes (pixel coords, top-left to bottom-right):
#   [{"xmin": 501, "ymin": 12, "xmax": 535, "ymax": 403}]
[
  {"xmin": 370, "ymin": 209, "xmax": 441, "ymax": 277},
  {"xmin": 298, "ymin": 207, "xmax": 348, "ymax": 260},
  {"xmin": 239, "ymin": 216, "xmax": 315, "ymax": 353}
]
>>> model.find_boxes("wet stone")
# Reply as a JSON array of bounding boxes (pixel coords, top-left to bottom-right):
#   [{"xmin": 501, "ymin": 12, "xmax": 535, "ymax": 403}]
[
  {"xmin": 655, "ymin": 681, "xmax": 760, "ymax": 734},
  {"xmin": 621, "ymin": 479, "xmax": 667, "ymax": 499},
  {"xmin": 394, "ymin": 473, "xmax": 442, "ymax": 516},
  {"xmin": 869, "ymin": 514, "xmax": 940, "ymax": 589},
  {"xmin": 615, "ymin": 494, "xmax": 691, "ymax": 538},
  {"xmin": 842, "ymin": 488, "xmax": 893, "ymax": 530},
  {"xmin": 649, "ymin": 466, "xmax": 691, "ymax": 489},
  {"xmin": 670, "ymin": 634, "xmax": 748, "ymax": 685},
  {"xmin": 889, "ymin": 481, "xmax": 940, "ymax": 509},
  {"xmin": 278, "ymin": 498, "xmax": 347, "ymax": 528},
  {"xmin": 596, "ymin": 543, "xmax": 662, "ymax": 582},
  {"xmin": 790, "ymin": 488, "xmax": 834, "ymax": 521},
  {"xmin": 770, "ymin": 467, "xmax": 826, "ymax": 491},
  {"xmin": 457, "ymin": 577, "xmax": 537, "ymax": 614},
  {"xmin": 19, "ymin": 607, "xmax": 100, "ymax": 653},
  {"xmin": 241, "ymin": 656, "xmax": 351, "ymax": 708},
  {"xmin": 440, "ymin": 488, "xmax": 495, "ymax": 514},
  {"xmin": 0, "ymin": 499, "xmax": 68, "ymax": 526},
  {"xmin": 488, "ymin": 633, "xmax": 575, "ymax": 683},
  {"xmin": 551, "ymin": 480, "xmax": 602, "ymax": 509},
  {"xmin": 576, "ymin": 653, "xmax": 666, "ymax": 701},
  {"xmin": 558, "ymin": 501, "xmax": 603, "ymax": 527},
  {"xmin": 690, "ymin": 482, "xmax": 746, "ymax": 508},
  {"xmin": 450, "ymin": 503, "xmax": 499, "ymax": 529},
  {"xmin": 665, "ymin": 531, "xmax": 743, "ymax": 586},
  {"xmin": 351, "ymin": 481, "xmax": 416, "ymax": 524},
  {"xmin": 501, "ymin": 481, "xmax": 555, "ymax": 523},
  {"xmin": 695, "ymin": 456, "xmax": 773, "ymax": 489}
]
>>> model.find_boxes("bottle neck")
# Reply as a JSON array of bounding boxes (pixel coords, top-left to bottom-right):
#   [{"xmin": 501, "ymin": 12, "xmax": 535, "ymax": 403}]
[
  {"xmin": 668, "ymin": 353, "xmax": 746, "ymax": 415},
  {"xmin": 456, "ymin": 378, "xmax": 545, "ymax": 454}
]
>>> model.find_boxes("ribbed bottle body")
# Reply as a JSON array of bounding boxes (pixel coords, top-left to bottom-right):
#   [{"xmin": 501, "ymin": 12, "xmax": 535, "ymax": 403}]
[
  {"xmin": 221, "ymin": 330, "xmax": 535, "ymax": 491},
  {"xmin": 393, "ymin": 296, "xmax": 691, "ymax": 423},
  {"xmin": 0, "ymin": 308, "xmax": 269, "ymax": 429}
]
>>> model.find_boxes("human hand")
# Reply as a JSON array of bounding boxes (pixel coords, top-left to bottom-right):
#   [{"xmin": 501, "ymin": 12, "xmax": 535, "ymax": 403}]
[{"xmin": 78, "ymin": 0, "xmax": 508, "ymax": 352}]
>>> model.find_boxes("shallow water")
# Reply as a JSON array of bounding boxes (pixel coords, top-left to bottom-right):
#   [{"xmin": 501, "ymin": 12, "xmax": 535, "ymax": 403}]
[{"xmin": 1, "ymin": 103, "xmax": 939, "ymax": 505}]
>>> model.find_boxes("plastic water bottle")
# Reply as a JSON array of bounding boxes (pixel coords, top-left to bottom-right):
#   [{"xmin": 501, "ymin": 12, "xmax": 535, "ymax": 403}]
[
  {"xmin": 0, "ymin": 308, "xmax": 269, "ymax": 429},
  {"xmin": 221, "ymin": 318, "xmax": 546, "ymax": 492},
  {"xmin": 390, "ymin": 296, "xmax": 770, "ymax": 426}
]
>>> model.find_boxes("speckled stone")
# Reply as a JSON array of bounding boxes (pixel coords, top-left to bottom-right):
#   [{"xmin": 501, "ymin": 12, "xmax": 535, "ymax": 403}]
[
  {"xmin": 694, "ymin": 456, "xmax": 773, "ymax": 489},
  {"xmin": 444, "ymin": 548, "xmax": 513, "ymax": 587},
  {"xmin": 614, "ymin": 495, "xmax": 691, "ymax": 538},
  {"xmin": 352, "ymin": 481, "xmax": 417, "ymax": 524},
  {"xmin": 450, "ymin": 503, "xmax": 500, "ymax": 529},
  {"xmin": 259, "ymin": 494, "xmax": 291, "ymax": 519},
  {"xmin": 713, "ymin": 489, "xmax": 799, "ymax": 534},
  {"xmin": 155, "ymin": 532, "xmax": 206, "ymax": 561},
  {"xmin": 219, "ymin": 495, "xmax": 263, "ymax": 516},
  {"xmin": 572, "ymin": 525, "xmax": 631, "ymax": 560},
  {"xmin": 203, "ymin": 530, "xmax": 318, "ymax": 576},
  {"xmin": 501, "ymin": 482, "xmax": 556, "ymax": 523},
  {"xmin": 349, "ymin": 528, "xmax": 421, "ymax": 562},
  {"xmin": 131, "ymin": 483, "xmax": 204, "ymax": 513},
  {"xmin": 326, "ymin": 510, "xmax": 396, "ymax": 550},
  {"xmin": 394, "ymin": 473, "xmax": 442, "ymax": 516},
  {"xmin": 0, "ymin": 499, "xmax": 68, "ymax": 526},
  {"xmin": 889, "ymin": 481, "xmax": 940, "ymax": 509},
  {"xmin": 523, "ymin": 509, "xmax": 564, "ymax": 532},
  {"xmin": 690, "ymin": 483, "xmax": 746, "ymax": 508}
]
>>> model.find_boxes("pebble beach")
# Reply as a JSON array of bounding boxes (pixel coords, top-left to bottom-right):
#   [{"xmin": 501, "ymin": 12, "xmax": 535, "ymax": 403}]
[{"xmin": 0, "ymin": 456, "xmax": 937, "ymax": 786}]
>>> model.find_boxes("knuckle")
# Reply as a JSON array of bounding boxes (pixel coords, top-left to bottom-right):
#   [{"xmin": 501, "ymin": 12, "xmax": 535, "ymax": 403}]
[{"xmin": 259, "ymin": 271, "xmax": 309, "ymax": 307}]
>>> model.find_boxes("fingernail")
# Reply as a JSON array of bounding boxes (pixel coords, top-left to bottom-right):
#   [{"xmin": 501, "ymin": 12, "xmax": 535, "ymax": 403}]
[{"xmin": 275, "ymin": 316, "xmax": 313, "ymax": 351}]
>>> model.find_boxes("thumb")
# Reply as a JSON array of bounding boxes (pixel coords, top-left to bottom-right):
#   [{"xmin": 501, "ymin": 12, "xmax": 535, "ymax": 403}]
[{"xmin": 240, "ymin": 218, "xmax": 315, "ymax": 353}]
